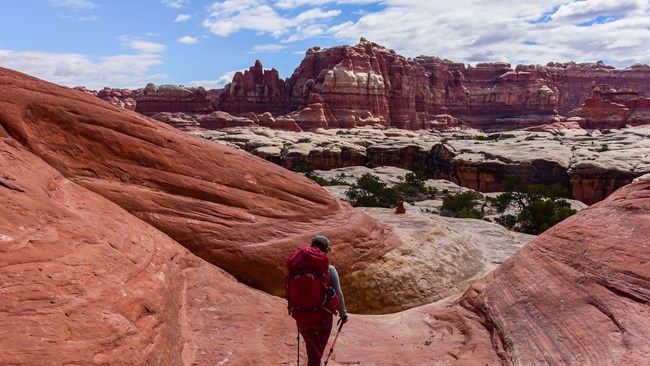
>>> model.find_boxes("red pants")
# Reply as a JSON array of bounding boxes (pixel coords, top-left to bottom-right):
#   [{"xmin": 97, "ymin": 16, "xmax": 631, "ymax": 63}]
[{"xmin": 296, "ymin": 315, "xmax": 333, "ymax": 366}]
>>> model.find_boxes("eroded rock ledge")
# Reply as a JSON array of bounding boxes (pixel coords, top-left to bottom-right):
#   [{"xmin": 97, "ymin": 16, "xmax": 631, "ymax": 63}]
[{"xmin": 193, "ymin": 126, "xmax": 650, "ymax": 204}]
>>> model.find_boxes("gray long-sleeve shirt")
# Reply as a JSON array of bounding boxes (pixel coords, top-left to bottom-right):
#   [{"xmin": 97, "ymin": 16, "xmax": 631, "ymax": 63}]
[{"xmin": 329, "ymin": 265, "xmax": 347, "ymax": 318}]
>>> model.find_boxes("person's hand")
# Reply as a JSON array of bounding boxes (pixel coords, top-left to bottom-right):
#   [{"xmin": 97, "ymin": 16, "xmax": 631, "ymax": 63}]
[{"xmin": 338, "ymin": 314, "xmax": 348, "ymax": 325}]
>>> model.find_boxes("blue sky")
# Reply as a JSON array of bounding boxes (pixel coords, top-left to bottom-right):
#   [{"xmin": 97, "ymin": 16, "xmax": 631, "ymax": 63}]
[{"xmin": 1, "ymin": 0, "xmax": 649, "ymax": 90}]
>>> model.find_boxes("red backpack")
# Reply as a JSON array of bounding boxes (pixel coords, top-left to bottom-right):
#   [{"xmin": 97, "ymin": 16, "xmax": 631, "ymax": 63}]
[{"xmin": 285, "ymin": 246, "xmax": 339, "ymax": 323}]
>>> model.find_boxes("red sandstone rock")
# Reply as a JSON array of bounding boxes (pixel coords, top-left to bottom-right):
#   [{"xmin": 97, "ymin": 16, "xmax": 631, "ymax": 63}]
[
  {"xmin": 194, "ymin": 110, "xmax": 256, "ymax": 129},
  {"xmin": 270, "ymin": 116, "xmax": 303, "ymax": 132},
  {"xmin": 567, "ymin": 84, "xmax": 650, "ymax": 129},
  {"xmin": 151, "ymin": 112, "xmax": 201, "ymax": 131},
  {"xmin": 459, "ymin": 176, "xmax": 650, "ymax": 365},
  {"xmin": 289, "ymin": 38, "xmax": 428, "ymax": 129},
  {"xmin": 217, "ymin": 60, "xmax": 298, "ymax": 116},
  {"xmin": 135, "ymin": 83, "xmax": 213, "ymax": 116},
  {"xmin": 2, "ymin": 67, "xmax": 649, "ymax": 365},
  {"xmin": 256, "ymin": 111, "xmax": 275, "ymax": 127},
  {"xmin": 0, "ymin": 66, "xmax": 399, "ymax": 315},
  {"xmin": 74, "ymin": 86, "xmax": 140, "ymax": 110},
  {"xmin": 286, "ymin": 92, "xmax": 336, "ymax": 130},
  {"xmin": 104, "ymin": 40, "xmax": 650, "ymax": 132}
]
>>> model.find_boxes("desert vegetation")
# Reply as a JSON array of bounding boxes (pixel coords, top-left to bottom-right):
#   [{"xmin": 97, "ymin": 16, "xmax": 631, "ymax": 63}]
[{"xmin": 310, "ymin": 170, "xmax": 577, "ymax": 235}]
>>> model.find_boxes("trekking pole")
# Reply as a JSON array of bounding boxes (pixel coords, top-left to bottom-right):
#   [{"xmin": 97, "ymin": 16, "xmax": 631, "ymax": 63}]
[
  {"xmin": 323, "ymin": 320, "xmax": 345, "ymax": 366},
  {"xmin": 296, "ymin": 330, "xmax": 300, "ymax": 366}
]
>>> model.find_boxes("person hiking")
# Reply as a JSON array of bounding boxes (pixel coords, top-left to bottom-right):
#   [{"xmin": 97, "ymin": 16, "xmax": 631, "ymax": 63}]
[{"xmin": 286, "ymin": 235, "xmax": 348, "ymax": 366}]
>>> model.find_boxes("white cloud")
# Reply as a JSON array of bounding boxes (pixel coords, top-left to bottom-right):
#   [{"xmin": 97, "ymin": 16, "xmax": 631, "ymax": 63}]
[
  {"xmin": 190, "ymin": 70, "xmax": 241, "ymax": 89},
  {"xmin": 0, "ymin": 49, "xmax": 165, "ymax": 90},
  {"xmin": 282, "ymin": 24, "xmax": 325, "ymax": 42},
  {"xmin": 178, "ymin": 36, "xmax": 199, "ymax": 44},
  {"xmin": 162, "ymin": 0, "xmax": 189, "ymax": 8},
  {"xmin": 203, "ymin": 19, "xmax": 241, "ymax": 36},
  {"xmin": 175, "ymin": 14, "xmax": 192, "ymax": 22},
  {"xmin": 326, "ymin": 0, "xmax": 650, "ymax": 67},
  {"xmin": 48, "ymin": 0, "xmax": 97, "ymax": 8},
  {"xmin": 203, "ymin": 2, "xmax": 346, "ymax": 39},
  {"xmin": 205, "ymin": 4, "xmax": 287, "ymax": 37},
  {"xmin": 550, "ymin": 0, "xmax": 646, "ymax": 24},
  {"xmin": 275, "ymin": 0, "xmax": 377, "ymax": 9},
  {"xmin": 249, "ymin": 44, "xmax": 287, "ymax": 53},
  {"xmin": 294, "ymin": 8, "xmax": 341, "ymax": 23},
  {"xmin": 119, "ymin": 36, "xmax": 166, "ymax": 53}
]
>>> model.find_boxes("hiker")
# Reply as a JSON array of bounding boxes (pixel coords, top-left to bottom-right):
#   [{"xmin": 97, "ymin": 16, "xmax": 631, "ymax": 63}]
[{"xmin": 286, "ymin": 235, "xmax": 348, "ymax": 366}]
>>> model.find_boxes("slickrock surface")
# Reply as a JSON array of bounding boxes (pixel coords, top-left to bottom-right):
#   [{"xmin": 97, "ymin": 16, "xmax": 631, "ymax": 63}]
[
  {"xmin": 2, "ymin": 67, "xmax": 649, "ymax": 365},
  {"xmin": 348, "ymin": 206, "xmax": 533, "ymax": 314},
  {"xmin": 0, "ymin": 66, "xmax": 400, "ymax": 306},
  {"xmin": 459, "ymin": 175, "xmax": 650, "ymax": 365},
  {"xmin": 0, "ymin": 135, "xmax": 199, "ymax": 364},
  {"xmin": 194, "ymin": 126, "xmax": 650, "ymax": 204}
]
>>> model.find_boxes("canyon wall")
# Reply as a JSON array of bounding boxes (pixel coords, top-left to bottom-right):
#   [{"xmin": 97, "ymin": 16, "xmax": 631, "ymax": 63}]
[{"xmin": 141, "ymin": 38, "xmax": 650, "ymax": 131}]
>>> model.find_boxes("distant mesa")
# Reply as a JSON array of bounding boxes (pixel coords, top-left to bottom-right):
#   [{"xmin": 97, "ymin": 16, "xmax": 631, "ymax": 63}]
[{"xmin": 80, "ymin": 37, "xmax": 650, "ymax": 132}]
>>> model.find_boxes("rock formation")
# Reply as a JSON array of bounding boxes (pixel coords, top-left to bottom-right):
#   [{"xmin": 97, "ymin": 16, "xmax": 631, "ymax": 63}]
[
  {"xmin": 195, "ymin": 127, "xmax": 650, "ymax": 204},
  {"xmin": 457, "ymin": 175, "xmax": 650, "ymax": 365},
  {"xmin": 74, "ymin": 86, "xmax": 140, "ymax": 110},
  {"xmin": 150, "ymin": 112, "xmax": 201, "ymax": 130},
  {"xmin": 121, "ymin": 39, "xmax": 650, "ymax": 131},
  {"xmin": 216, "ymin": 59, "xmax": 297, "ymax": 116},
  {"xmin": 76, "ymin": 39, "xmax": 650, "ymax": 132},
  {"xmin": 567, "ymin": 84, "xmax": 650, "ymax": 129},
  {"xmin": 210, "ymin": 40, "xmax": 650, "ymax": 131},
  {"xmin": 2, "ymin": 67, "xmax": 649, "ymax": 365},
  {"xmin": 135, "ymin": 83, "xmax": 214, "ymax": 116},
  {"xmin": 0, "ymin": 69, "xmax": 399, "ymax": 328}
]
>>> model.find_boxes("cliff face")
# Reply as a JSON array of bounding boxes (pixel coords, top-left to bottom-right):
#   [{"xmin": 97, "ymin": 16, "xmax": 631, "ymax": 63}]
[
  {"xmin": 567, "ymin": 84, "xmax": 650, "ymax": 129},
  {"xmin": 133, "ymin": 39, "xmax": 650, "ymax": 131},
  {"xmin": 207, "ymin": 39, "xmax": 650, "ymax": 131},
  {"xmin": 217, "ymin": 60, "xmax": 297, "ymax": 116},
  {"xmin": 547, "ymin": 62, "xmax": 650, "ymax": 115}
]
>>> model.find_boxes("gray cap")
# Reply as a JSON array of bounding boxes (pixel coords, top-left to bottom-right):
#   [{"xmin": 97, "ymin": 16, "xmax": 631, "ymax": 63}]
[{"xmin": 311, "ymin": 236, "xmax": 331, "ymax": 253}]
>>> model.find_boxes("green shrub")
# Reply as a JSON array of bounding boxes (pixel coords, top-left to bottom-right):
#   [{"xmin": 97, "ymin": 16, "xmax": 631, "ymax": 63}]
[
  {"xmin": 489, "ymin": 174, "xmax": 577, "ymax": 234},
  {"xmin": 344, "ymin": 173, "xmax": 400, "ymax": 208},
  {"xmin": 393, "ymin": 172, "xmax": 437, "ymax": 203},
  {"xmin": 304, "ymin": 171, "xmax": 348, "ymax": 186},
  {"xmin": 440, "ymin": 191, "xmax": 484, "ymax": 218}
]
